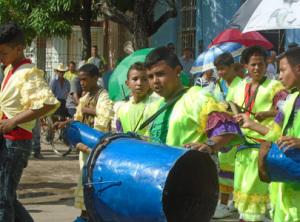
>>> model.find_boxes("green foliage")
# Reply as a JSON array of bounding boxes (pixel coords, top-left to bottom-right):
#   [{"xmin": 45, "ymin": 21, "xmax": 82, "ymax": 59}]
[
  {"xmin": 112, "ymin": 0, "xmax": 135, "ymax": 12},
  {"xmin": 0, "ymin": 0, "xmax": 91, "ymax": 44}
]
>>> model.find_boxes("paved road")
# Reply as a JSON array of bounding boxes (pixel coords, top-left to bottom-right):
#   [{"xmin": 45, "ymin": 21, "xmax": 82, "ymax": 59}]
[{"xmin": 19, "ymin": 144, "xmax": 239, "ymax": 222}]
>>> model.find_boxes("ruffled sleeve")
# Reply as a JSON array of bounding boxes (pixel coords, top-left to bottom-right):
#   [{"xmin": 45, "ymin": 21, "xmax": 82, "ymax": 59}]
[
  {"xmin": 272, "ymin": 90, "xmax": 288, "ymax": 107},
  {"xmin": 94, "ymin": 90, "xmax": 114, "ymax": 132},
  {"xmin": 206, "ymin": 112, "xmax": 242, "ymax": 138},
  {"xmin": 17, "ymin": 67, "xmax": 60, "ymax": 114}
]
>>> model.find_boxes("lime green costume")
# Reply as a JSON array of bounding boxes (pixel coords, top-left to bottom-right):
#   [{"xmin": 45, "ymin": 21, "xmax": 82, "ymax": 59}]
[
  {"xmin": 265, "ymin": 91, "xmax": 300, "ymax": 222},
  {"xmin": 149, "ymin": 86, "xmax": 241, "ymax": 147},
  {"xmin": 214, "ymin": 76, "xmax": 242, "ymax": 193},
  {"xmin": 117, "ymin": 95, "xmax": 160, "ymax": 136},
  {"xmin": 230, "ymin": 78, "xmax": 285, "ymax": 221}
]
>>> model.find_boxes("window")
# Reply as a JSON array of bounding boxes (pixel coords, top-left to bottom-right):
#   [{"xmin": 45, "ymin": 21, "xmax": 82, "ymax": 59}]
[{"xmin": 180, "ymin": 0, "xmax": 196, "ymax": 50}]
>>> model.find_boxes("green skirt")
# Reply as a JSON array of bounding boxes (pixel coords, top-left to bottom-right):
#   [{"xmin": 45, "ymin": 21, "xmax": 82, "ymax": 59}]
[
  {"xmin": 270, "ymin": 182, "xmax": 300, "ymax": 222},
  {"xmin": 234, "ymin": 148, "xmax": 269, "ymax": 221},
  {"xmin": 218, "ymin": 147, "xmax": 237, "ymax": 190}
]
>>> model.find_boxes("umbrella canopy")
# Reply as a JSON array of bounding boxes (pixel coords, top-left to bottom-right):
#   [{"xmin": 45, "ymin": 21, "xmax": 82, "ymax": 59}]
[
  {"xmin": 208, "ymin": 28, "xmax": 273, "ymax": 49},
  {"xmin": 230, "ymin": 0, "xmax": 300, "ymax": 33},
  {"xmin": 190, "ymin": 42, "xmax": 244, "ymax": 74},
  {"xmin": 108, "ymin": 48, "xmax": 153, "ymax": 101}
]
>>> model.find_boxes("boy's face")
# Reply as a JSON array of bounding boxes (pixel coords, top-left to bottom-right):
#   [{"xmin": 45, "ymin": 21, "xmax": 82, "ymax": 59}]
[
  {"xmin": 246, "ymin": 54, "xmax": 266, "ymax": 82},
  {"xmin": 126, "ymin": 69, "xmax": 149, "ymax": 99},
  {"xmin": 69, "ymin": 63, "xmax": 76, "ymax": 72},
  {"xmin": 146, "ymin": 61, "xmax": 181, "ymax": 100},
  {"xmin": 279, "ymin": 57, "xmax": 300, "ymax": 90},
  {"xmin": 0, "ymin": 44, "xmax": 23, "ymax": 67},
  {"xmin": 57, "ymin": 71, "xmax": 65, "ymax": 79},
  {"xmin": 216, "ymin": 65, "xmax": 233, "ymax": 80},
  {"xmin": 78, "ymin": 71, "xmax": 98, "ymax": 92}
]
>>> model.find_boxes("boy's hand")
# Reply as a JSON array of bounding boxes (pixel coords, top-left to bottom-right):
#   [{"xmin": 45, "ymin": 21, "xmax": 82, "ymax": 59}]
[
  {"xmin": 234, "ymin": 114, "xmax": 253, "ymax": 128},
  {"xmin": 0, "ymin": 119, "xmax": 17, "ymax": 133},
  {"xmin": 184, "ymin": 143, "xmax": 213, "ymax": 153},
  {"xmin": 54, "ymin": 121, "xmax": 67, "ymax": 129},
  {"xmin": 255, "ymin": 111, "xmax": 270, "ymax": 122},
  {"xmin": 278, "ymin": 136, "xmax": 300, "ymax": 151}
]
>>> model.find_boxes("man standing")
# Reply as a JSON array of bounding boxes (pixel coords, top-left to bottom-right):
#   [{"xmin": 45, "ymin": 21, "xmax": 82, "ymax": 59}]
[{"xmin": 0, "ymin": 22, "xmax": 59, "ymax": 222}]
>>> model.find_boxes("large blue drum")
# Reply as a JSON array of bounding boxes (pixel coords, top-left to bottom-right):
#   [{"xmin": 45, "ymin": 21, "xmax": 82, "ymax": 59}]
[
  {"xmin": 67, "ymin": 122, "xmax": 219, "ymax": 222},
  {"xmin": 265, "ymin": 143, "xmax": 300, "ymax": 183}
]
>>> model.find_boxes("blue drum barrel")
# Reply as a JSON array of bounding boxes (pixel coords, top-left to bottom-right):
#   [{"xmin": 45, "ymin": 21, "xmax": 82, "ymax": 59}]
[
  {"xmin": 265, "ymin": 143, "xmax": 300, "ymax": 183},
  {"xmin": 67, "ymin": 122, "xmax": 219, "ymax": 222}
]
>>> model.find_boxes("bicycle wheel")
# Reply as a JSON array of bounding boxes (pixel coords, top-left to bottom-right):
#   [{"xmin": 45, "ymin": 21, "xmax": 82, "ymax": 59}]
[
  {"xmin": 51, "ymin": 128, "xmax": 74, "ymax": 157},
  {"xmin": 40, "ymin": 117, "xmax": 55, "ymax": 145}
]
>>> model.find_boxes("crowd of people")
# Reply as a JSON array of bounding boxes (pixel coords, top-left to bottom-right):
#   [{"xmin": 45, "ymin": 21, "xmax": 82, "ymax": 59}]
[{"xmin": 0, "ymin": 21, "xmax": 300, "ymax": 222}]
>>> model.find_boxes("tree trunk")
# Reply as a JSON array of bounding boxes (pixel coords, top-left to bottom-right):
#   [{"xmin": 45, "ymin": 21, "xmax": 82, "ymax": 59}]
[
  {"xmin": 132, "ymin": 29, "xmax": 149, "ymax": 49},
  {"xmin": 80, "ymin": 0, "xmax": 92, "ymax": 60},
  {"xmin": 132, "ymin": 1, "xmax": 151, "ymax": 49}
]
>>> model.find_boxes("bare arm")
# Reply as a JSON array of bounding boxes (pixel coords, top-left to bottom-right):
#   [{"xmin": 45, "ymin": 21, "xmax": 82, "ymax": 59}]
[{"xmin": 0, "ymin": 104, "xmax": 57, "ymax": 133}]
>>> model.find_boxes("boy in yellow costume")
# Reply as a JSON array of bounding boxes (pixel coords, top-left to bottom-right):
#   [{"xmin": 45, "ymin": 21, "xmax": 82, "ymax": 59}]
[
  {"xmin": 0, "ymin": 22, "xmax": 59, "ymax": 222},
  {"xmin": 73, "ymin": 64, "xmax": 113, "ymax": 222}
]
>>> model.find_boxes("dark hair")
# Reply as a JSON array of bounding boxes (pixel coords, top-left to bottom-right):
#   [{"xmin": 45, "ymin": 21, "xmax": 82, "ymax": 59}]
[
  {"xmin": 92, "ymin": 45, "xmax": 98, "ymax": 49},
  {"xmin": 0, "ymin": 22, "xmax": 25, "ymax": 46},
  {"xmin": 144, "ymin": 47, "xmax": 182, "ymax": 69},
  {"xmin": 69, "ymin": 61, "xmax": 76, "ymax": 66},
  {"xmin": 241, "ymin": 46, "xmax": 268, "ymax": 64},
  {"xmin": 78, "ymin": 63, "xmax": 99, "ymax": 77},
  {"xmin": 214, "ymin": 52, "xmax": 234, "ymax": 67},
  {"xmin": 277, "ymin": 46, "xmax": 300, "ymax": 66},
  {"xmin": 167, "ymin": 42, "xmax": 175, "ymax": 48},
  {"xmin": 127, "ymin": 62, "xmax": 146, "ymax": 79}
]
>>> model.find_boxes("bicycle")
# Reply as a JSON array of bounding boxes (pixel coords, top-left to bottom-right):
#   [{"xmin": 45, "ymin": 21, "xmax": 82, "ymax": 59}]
[{"xmin": 40, "ymin": 116, "xmax": 75, "ymax": 157}]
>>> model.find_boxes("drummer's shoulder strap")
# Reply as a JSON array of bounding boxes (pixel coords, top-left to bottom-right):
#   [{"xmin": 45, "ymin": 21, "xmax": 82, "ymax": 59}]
[
  {"xmin": 138, "ymin": 88, "xmax": 189, "ymax": 131},
  {"xmin": 282, "ymin": 93, "xmax": 300, "ymax": 136}
]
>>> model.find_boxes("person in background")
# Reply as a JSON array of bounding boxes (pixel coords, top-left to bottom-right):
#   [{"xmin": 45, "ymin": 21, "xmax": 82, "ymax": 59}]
[
  {"xmin": 66, "ymin": 76, "xmax": 82, "ymax": 117},
  {"xmin": 194, "ymin": 68, "xmax": 216, "ymax": 92},
  {"xmin": 50, "ymin": 63, "xmax": 70, "ymax": 120},
  {"xmin": 179, "ymin": 47, "xmax": 194, "ymax": 84},
  {"xmin": 266, "ymin": 50, "xmax": 278, "ymax": 80},
  {"xmin": 87, "ymin": 45, "xmax": 106, "ymax": 74},
  {"xmin": 64, "ymin": 61, "xmax": 77, "ymax": 82},
  {"xmin": 167, "ymin": 42, "xmax": 176, "ymax": 54},
  {"xmin": 115, "ymin": 62, "xmax": 158, "ymax": 136},
  {"xmin": 212, "ymin": 52, "xmax": 242, "ymax": 219},
  {"xmin": 0, "ymin": 21, "xmax": 59, "ymax": 222}
]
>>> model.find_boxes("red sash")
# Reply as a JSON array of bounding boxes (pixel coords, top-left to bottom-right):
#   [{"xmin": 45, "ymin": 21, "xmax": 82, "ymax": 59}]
[{"xmin": 2, "ymin": 59, "xmax": 33, "ymax": 140}]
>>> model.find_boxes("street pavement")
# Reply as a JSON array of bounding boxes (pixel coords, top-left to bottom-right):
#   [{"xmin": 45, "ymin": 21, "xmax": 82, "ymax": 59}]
[{"xmin": 19, "ymin": 144, "xmax": 239, "ymax": 222}]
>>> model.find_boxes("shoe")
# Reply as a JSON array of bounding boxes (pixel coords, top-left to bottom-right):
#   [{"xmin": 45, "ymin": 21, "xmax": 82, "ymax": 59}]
[
  {"xmin": 213, "ymin": 203, "xmax": 232, "ymax": 219},
  {"xmin": 228, "ymin": 200, "xmax": 237, "ymax": 213},
  {"xmin": 33, "ymin": 152, "xmax": 44, "ymax": 159},
  {"xmin": 73, "ymin": 216, "xmax": 88, "ymax": 222}
]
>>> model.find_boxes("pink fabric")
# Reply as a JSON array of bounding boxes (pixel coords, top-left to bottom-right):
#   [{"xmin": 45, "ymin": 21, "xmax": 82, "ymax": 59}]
[
  {"xmin": 273, "ymin": 90, "xmax": 289, "ymax": 107},
  {"xmin": 206, "ymin": 112, "xmax": 235, "ymax": 132}
]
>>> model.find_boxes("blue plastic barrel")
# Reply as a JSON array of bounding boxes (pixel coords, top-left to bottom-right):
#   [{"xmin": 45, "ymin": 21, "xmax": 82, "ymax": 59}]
[
  {"xmin": 265, "ymin": 143, "xmax": 300, "ymax": 183},
  {"xmin": 66, "ymin": 122, "xmax": 219, "ymax": 222},
  {"xmin": 66, "ymin": 121, "xmax": 105, "ymax": 149}
]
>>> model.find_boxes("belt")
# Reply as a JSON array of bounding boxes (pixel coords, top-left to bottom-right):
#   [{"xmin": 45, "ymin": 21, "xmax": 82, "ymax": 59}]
[{"xmin": 237, "ymin": 143, "xmax": 260, "ymax": 152}]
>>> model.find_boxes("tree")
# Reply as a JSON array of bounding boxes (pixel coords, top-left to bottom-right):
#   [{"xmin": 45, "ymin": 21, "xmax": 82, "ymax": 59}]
[
  {"xmin": 0, "ymin": 0, "xmax": 98, "ymax": 60},
  {"xmin": 97, "ymin": 0, "xmax": 178, "ymax": 49}
]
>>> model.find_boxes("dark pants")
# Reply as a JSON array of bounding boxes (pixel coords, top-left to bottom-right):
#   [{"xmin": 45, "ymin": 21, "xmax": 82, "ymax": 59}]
[{"xmin": 0, "ymin": 139, "xmax": 34, "ymax": 222}]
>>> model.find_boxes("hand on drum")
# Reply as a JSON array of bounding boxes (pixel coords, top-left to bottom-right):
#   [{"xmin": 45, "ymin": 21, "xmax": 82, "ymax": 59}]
[
  {"xmin": 184, "ymin": 143, "xmax": 213, "ymax": 153},
  {"xmin": 278, "ymin": 136, "xmax": 300, "ymax": 151}
]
